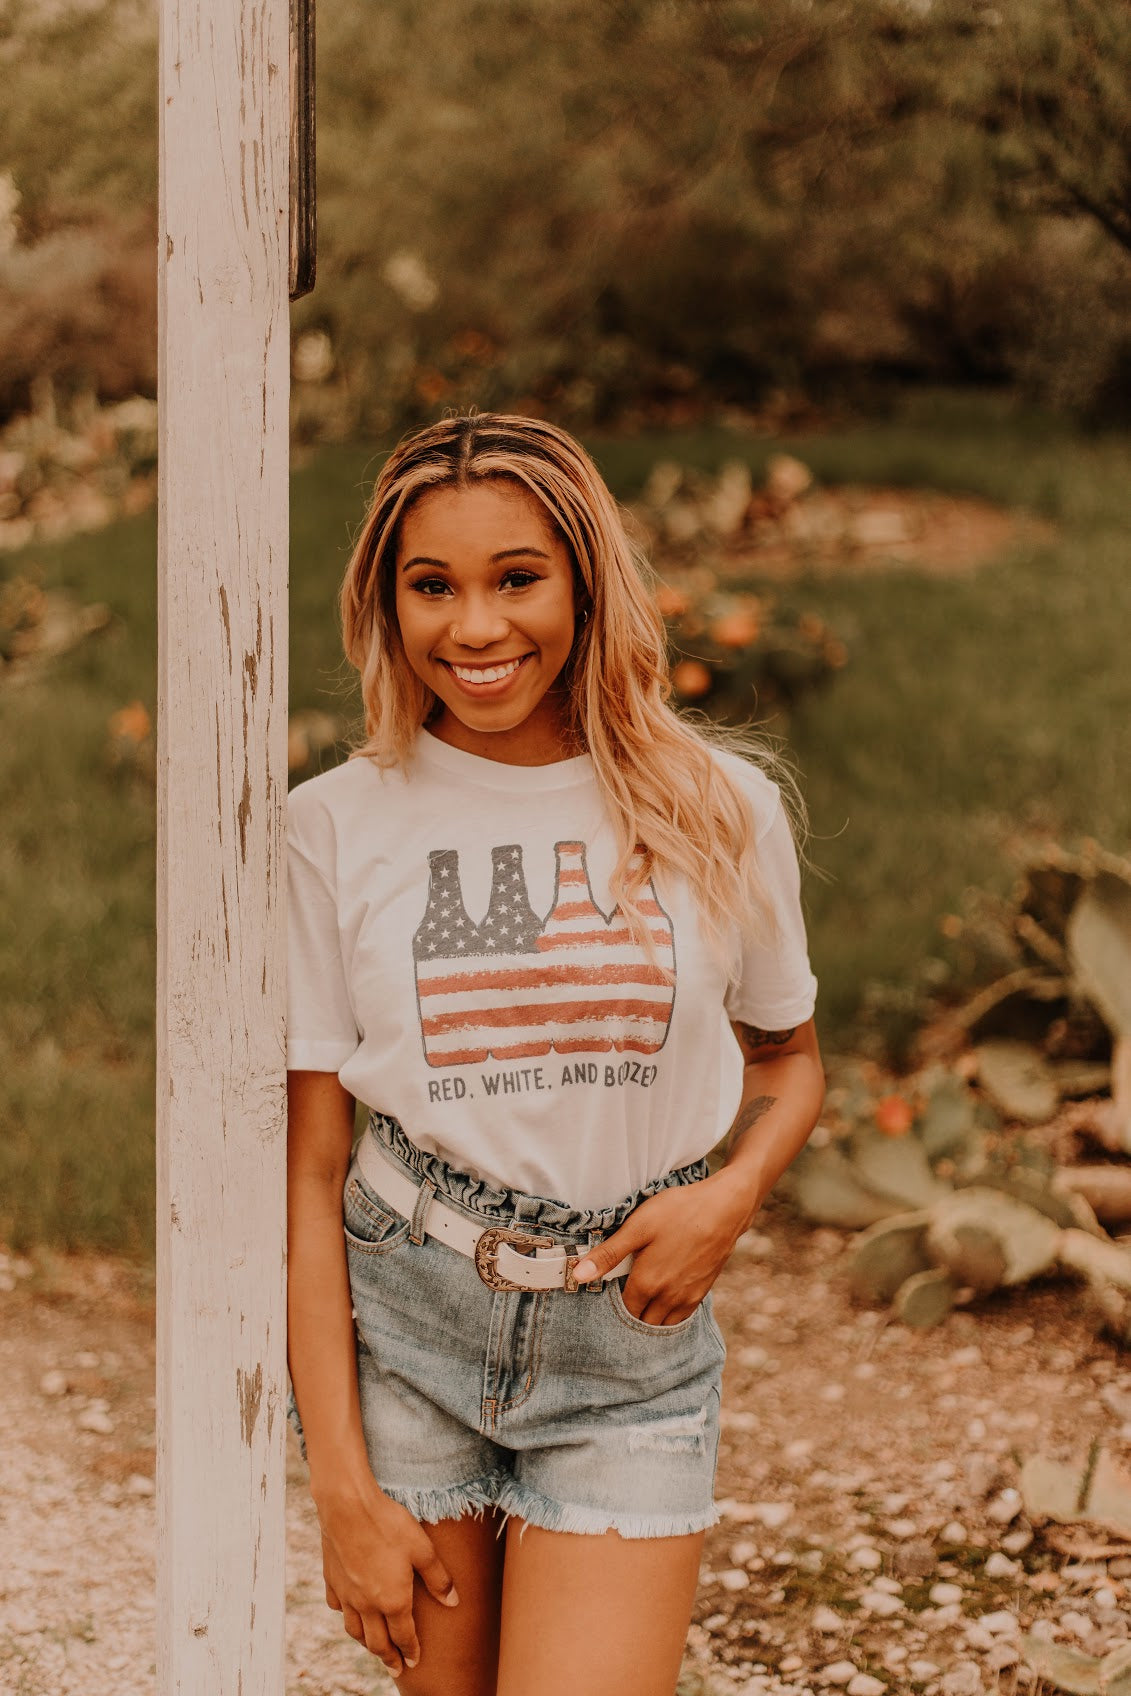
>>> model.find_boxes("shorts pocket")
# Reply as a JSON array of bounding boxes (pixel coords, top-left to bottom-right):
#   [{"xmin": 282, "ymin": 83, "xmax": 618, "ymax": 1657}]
[
  {"xmin": 607, "ymin": 1275, "xmax": 702, "ymax": 1338},
  {"xmin": 342, "ymin": 1174, "xmax": 411, "ymax": 1256}
]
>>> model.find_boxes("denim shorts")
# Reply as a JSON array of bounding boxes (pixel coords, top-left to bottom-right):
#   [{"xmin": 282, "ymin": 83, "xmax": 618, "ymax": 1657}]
[{"xmin": 287, "ymin": 1110, "xmax": 727, "ymax": 1539}]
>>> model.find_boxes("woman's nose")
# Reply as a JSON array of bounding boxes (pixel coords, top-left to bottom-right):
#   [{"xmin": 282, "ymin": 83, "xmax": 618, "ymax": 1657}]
[{"xmin": 449, "ymin": 598, "xmax": 509, "ymax": 648}]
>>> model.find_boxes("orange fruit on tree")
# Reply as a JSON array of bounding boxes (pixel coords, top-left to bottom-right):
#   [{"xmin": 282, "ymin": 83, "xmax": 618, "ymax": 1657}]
[
  {"xmin": 873, "ymin": 1094, "xmax": 915, "ymax": 1137},
  {"xmin": 671, "ymin": 658, "xmax": 713, "ymax": 699},
  {"xmin": 655, "ymin": 584, "xmax": 691, "ymax": 618},
  {"xmin": 709, "ymin": 610, "xmax": 761, "ymax": 649}
]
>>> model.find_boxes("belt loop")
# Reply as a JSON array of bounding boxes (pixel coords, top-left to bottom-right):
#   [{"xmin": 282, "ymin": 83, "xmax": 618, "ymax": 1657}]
[{"xmin": 409, "ymin": 1177, "xmax": 437, "ymax": 1246}]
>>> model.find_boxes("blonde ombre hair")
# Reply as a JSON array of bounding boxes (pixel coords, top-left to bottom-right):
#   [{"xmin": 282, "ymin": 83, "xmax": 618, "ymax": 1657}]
[{"xmin": 339, "ymin": 411, "xmax": 808, "ymax": 976}]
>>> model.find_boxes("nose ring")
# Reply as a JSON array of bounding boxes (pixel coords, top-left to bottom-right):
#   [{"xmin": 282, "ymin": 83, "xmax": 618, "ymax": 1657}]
[{"xmin": 449, "ymin": 624, "xmax": 461, "ymax": 644}]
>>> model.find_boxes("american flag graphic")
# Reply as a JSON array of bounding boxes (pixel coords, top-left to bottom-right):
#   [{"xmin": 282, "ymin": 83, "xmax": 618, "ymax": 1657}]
[{"xmin": 412, "ymin": 841, "xmax": 677, "ymax": 1068}]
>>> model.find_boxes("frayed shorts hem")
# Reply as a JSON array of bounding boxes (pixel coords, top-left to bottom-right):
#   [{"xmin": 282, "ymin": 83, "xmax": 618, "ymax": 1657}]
[{"xmin": 380, "ymin": 1473, "xmax": 720, "ymax": 1541}]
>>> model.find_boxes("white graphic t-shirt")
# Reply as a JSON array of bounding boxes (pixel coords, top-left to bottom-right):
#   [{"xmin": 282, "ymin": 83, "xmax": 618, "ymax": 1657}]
[{"xmin": 286, "ymin": 728, "xmax": 818, "ymax": 1210}]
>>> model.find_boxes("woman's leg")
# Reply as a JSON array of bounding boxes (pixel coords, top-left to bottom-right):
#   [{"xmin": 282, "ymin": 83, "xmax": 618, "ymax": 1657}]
[
  {"xmin": 496, "ymin": 1521, "xmax": 706, "ymax": 1696},
  {"xmin": 395, "ymin": 1507, "xmax": 507, "ymax": 1696}
]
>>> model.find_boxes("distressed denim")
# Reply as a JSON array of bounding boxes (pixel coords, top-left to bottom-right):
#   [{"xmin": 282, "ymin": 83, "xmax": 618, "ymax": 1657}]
[{"xmin": 287, "ymin": 1110, "xmax": 727, "ymax": 1538}]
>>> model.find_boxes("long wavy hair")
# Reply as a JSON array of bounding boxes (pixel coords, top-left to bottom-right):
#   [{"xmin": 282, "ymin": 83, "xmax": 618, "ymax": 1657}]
[{"xmin": 339, "ymin": 411, "xmax": 809, "ymax": 975}]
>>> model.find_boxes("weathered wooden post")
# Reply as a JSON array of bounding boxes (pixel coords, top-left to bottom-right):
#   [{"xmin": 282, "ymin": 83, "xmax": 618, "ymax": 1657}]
[{"xmin": 157, "ymin": 0, "xmax": 313, "ymax": 1685}]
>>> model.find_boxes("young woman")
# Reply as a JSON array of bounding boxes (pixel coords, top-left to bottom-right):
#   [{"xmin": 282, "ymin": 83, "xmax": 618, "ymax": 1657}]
[{"xmin": 285, "ymin": 412, "xmax": 825, "ymax": 1696}]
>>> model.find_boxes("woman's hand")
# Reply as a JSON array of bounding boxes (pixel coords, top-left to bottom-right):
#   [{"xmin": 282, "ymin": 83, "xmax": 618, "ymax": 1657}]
[
  {"xmin": 316, "ymin": 1474, "xmax": 459, "ymax": 1676},
  {"xmin": 569, "ymin": 1171, "xmax": 753, "ymax": 1326}
]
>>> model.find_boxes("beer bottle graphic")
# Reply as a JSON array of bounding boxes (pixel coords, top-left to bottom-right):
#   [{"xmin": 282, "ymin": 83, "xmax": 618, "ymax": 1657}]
[
  {"xmin": 412, "ymin": 848, "xmax": 488, "ymax": 1065},
  {"xmin": 539, "ymin": 842, "xmax": 676, "ymax": 1055}
]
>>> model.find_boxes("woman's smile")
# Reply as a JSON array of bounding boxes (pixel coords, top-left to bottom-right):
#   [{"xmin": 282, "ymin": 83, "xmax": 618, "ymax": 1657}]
[{"xmin": 441, "ymin": 653, "xmax": 534, "ymax": 689}]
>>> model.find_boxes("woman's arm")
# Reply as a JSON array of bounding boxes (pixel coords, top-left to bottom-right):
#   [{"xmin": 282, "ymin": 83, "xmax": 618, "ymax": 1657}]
[
  {"xmin": 569, "ymin": 1017, "xmax": 825, "ymax": 1325},
  {"xmin": 711, "ymin": 1015, "xmax": 826, "ymax": 1234},
  {"xmin": 287, "ymin": 1069, "xmax": 373, "ymax": 1499},
  {"xmin": 287, "ymin": 1069, "xmax": 459, "ymax": 1675}
]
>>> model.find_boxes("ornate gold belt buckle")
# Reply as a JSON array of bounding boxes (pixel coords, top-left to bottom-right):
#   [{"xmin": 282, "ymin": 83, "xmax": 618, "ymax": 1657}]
[{"xmin": 473, "ymin": 1225, "xmax": 551, "ymax": 1292}]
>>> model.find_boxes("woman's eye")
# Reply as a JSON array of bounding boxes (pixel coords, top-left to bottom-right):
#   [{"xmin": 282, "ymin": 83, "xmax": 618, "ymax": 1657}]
[
  {"xmin": 502, "ymin": 569, "xmax": 540, "ymax": 589},
  {"xmin": 410, "ymin": 576, "xmax": 452, "ymax": 597}
]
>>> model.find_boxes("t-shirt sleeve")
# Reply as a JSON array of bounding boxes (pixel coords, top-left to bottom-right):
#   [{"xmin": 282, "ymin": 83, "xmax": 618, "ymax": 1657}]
[
  {"xmin": 286, "ymin": 786, "xmax": 361, "ymax": 1072},
  {"xmin": 723, "ymin": 774, "xmax": 819, "ymax": 1029}
]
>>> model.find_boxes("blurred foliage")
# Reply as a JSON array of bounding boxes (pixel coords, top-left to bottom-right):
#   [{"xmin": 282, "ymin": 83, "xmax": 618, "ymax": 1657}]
[
  {"xmin": 3, "ymin": 401, "xmax": 1131, "ymax": 1252},
  {"xmin": 1, "ymin": 0, "xmax": 1131, "ymax": 425}
]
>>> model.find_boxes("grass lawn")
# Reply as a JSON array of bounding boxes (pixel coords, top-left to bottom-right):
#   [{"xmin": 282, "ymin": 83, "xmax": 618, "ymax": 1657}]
[{"xmin": 3, "ymin": 390, "xmax": 1129, "ymax": 1257}]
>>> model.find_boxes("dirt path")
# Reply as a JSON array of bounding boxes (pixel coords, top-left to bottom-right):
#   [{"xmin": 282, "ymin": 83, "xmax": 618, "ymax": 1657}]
[{"xmin": 2, "ymin": 1215, "xmax": 1127, "ymax": 1696}]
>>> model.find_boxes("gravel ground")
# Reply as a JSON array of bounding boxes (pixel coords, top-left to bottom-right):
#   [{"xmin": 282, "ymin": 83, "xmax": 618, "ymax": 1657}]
[{"xmin": 2, "ymin": 1216, "xmax": 1129, "ymax": 1696}]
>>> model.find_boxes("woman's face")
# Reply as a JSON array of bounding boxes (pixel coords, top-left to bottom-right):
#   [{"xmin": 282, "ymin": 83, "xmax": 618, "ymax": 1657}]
[{"xmin": 393, "ymin": 478, "xmax": 582, "ymax": 764}]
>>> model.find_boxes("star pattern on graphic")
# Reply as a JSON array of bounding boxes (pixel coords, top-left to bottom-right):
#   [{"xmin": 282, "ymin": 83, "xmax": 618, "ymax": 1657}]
[{"xmin": 413, "ymin": 845, "xmax": 545, "ymax": 961}]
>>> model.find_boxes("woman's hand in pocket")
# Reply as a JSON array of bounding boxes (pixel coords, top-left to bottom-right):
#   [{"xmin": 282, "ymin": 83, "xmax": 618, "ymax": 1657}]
[
  {"xmin": 569, "ymin": 1170, "xmax": 752, "ymax": 1326},
  {"xmin": 317, "ymin": 1474, "xmax": 459, "ymax": 1675}
]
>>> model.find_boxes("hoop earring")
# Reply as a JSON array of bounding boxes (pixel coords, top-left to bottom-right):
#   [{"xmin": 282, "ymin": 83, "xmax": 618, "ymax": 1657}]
[{"xmin": 578, "ymin": 607, "xmax": 590, "ymax": 626}]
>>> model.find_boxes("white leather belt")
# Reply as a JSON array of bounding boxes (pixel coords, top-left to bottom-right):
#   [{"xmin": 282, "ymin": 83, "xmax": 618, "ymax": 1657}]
[{"xmin": 351, "ymin": 1130, "xmax": 634, "ymax": 1294}]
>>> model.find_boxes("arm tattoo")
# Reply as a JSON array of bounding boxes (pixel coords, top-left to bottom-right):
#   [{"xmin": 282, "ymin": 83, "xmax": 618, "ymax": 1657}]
[
  {"xmin": 731, "ymin": 1094, "xmax": 777, "ymax": 1141},
  {"xmin": 735, "ymin": 1023, "xmax": 797, "ymax": 1064},
  {"xmin": 727, "ymin": 1092, "xmax": 778, "ymax": 1157}
]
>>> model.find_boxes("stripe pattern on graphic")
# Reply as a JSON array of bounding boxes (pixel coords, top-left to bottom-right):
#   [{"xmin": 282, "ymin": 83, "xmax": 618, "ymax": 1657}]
[{"xmin": 412, "ymin": 841, "xmax": 676, "ymax": 1067}]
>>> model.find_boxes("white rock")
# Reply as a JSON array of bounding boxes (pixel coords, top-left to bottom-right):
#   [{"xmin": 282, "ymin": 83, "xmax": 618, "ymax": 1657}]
[
  {"xmin": 887, "ymin": 1518, "xmax": 917, "ymax": 1540},
  {"xmin": 1001, "ymin": 1527, "xmax": 1032, "ymax": 1555},
  {"xmin": 820, "ymin": 1662, "xmax": 857, "ymax": 1685},
  {"xmin": 779, "ymin": 1654, "xmax": 804, "ymax": 1672},
  {"xmin": 853, "ymin": 1362, "xmax": 877, "ymax": 1380},
  {"xmin": 1061, "ymin": 1611, "xmax": 1092, "ymax": 1639},
  {"xmin": 985, "ymin": 1642, "xmax": 1020, "ymax": 1670},
  {"xmin": 977, "ymin": 1609, "xmax": 1019, "ymax": 1636},
  {"xmin": 963, "ymin": 1624, "xmax": 996, "ymax": 1651},
  {"xmin": 872, "ymin": 1577, "xmax": 903, "ymax": 1595},
  {"xmin": 1028, "ymin": 1619, "xmax": 1059, "ymax": 1642},
  {"xmin": 73, "ymin": 1350, "xmax": 100, "ymax": 1369},
  {"xmin": 722, "ymin": 1409, "xmax": 758, "ymax": 1432},
  {"xmin": 929, "ymin": 1582, "xmax": 964, "ymax": 1606},
  {"xmin": 1094, "ymin": 1586, "xmax": 1118, "ymax": 1610},
  {"xmin": 717, "ymin": 1499, "xmax": 764, "ymax": 1522},
  {"xmin": 752, "ymin": 1501, "xmax": 794, "ymax": 1529},
  {"xmin": 940, "ymin": 1666, "xmax": 982, "ymax": 1696},
  {"xmin": 77, "ymin": 1406, "xmax": 114, "ymax": 1435},
  {"xmin": 813, "ymin": 1606, "xmax": 845, "ymax": 1633},
  {"xmin": 909, "ymin": 1662, "xmax": 940, "ymax": 1681},
  {"xmin": 861, "ymin": 1592, "xmax": 903, "ymax": 1618},
  {"xmin": 719, "ymin": 1568, "xmax": 749, "ymax": 1591},
  {"xmin": 739, "ymin": 1345, "xmax": 770, "ymax": 1369},
  {"xmin": 821, "ymin": 1382, "xmax": 846, "ymax": 1403},
  {"xmin": 847, "ymin": 1547, "xmax": 882, "ymax": 1572},
  {"xmin": 39, "ymin": 1369, "xmax": 68, "ymax": 1397},
  {"xmin": 846, "ymin": 1676, "xmax": 885, "ymax": 1696},
  {"xmin": 950, "ymin": 1345, "xmax": 982, "ymax": 1367},
  {"xmin": 939, "ymin": 1521, "xmax": 967, "ymax": 1544},
  {"xmin": 784, "ymin": 1438, "xmax": 813, "ymax": 1461},
  {"xmin": 984, "ymin": 1552, "xmax": 1019, "ymax": 1578},
  {"xmin": 987, "ymin": 1488, "xmax": 1022, "ymax": 1525},
  {"xmin": 125, "ymin": 1473, "xmax": 155, "ymax": 1497}
]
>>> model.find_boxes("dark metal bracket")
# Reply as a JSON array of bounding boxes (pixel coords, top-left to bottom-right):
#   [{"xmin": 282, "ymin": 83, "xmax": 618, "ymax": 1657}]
[{"xmin": 289, "ymin": 0, "xmax": 316, "ymax": 301}]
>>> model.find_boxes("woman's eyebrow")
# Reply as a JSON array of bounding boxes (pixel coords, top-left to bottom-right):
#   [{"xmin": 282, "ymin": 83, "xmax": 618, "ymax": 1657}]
[{"xmin": 400, "ymin": 546, "xmax": 551, "ymax": 572}]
